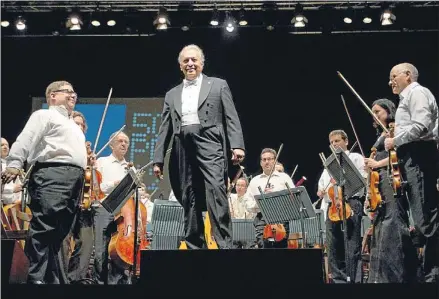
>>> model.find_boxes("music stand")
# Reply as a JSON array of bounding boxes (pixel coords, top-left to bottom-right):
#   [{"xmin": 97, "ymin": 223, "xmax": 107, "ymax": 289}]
[
  {"xmin": 254, "ymin": 186, "xmax": 315, "ymax": 248},
  {"xmin": 324, "ymin": 148, "xmax": 366, "ymax": 283},
  {"xmin": 100, "ymin": 168, "xmax": 141, "ymax": 216},
  {"xmin": 232, "ymin": 219, "xmax": 256, "ymax": 247}
]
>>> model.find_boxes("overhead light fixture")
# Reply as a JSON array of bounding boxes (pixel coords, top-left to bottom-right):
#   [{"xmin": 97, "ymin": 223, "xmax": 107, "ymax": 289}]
[
  {"xmin": 66, "ymin": 12, "xmax": 82, "ymax": 30},
  {"xmin": 15, "ymin": 16, "xmax": 26, "ymax": 30},
  {"xmin": 238, "ymin": 8, "xmax": 248, "ymax": 26},
  {"xmin": 107, "ymin": 20, "xmax": 116, "ymax": 26},
  {"xmin": 291, "ymin": 4, "xmax": 308, "ymax": 28},
  {"xmin": 381, "ymin": 8, "xmax": 396, "ymax": 26},
  {"xmin": 1, "ymin": 20, "xmax": 10, "ymax": 27},
  {"xmin": 343, "ymin": 7, "xmax": 354, "ymax": 24},
  {"xmin": 153, "ymin": 7, "xmax": 170, "ymax": 30},
  {"xmin": 210, "ymin": 8, "xmax": 219, "ymax": 26}
]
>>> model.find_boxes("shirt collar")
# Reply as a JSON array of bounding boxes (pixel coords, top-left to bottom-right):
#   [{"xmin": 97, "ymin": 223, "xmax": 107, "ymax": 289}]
[
  {"xmin": 399, "ymin": 82, "xmax": 419, "ymax": 100},
  {"xmin": 260, "ymin": 170, "xmax": 281, "ymax": 178},
  {"xmin": 109, "ymin": 154, "xmax": 127, "ymax": 165},
  {"xmin": 49, "ymin": 105, "xmax": 70, "ymax": 118}
]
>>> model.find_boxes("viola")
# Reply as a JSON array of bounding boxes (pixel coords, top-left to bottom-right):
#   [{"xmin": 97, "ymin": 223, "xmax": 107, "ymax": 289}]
[
  {"xmin": 327, "ymin": 185, "xmax": 352, "ymax": 222},
  {"xmin": 388, "ymin": 123, "xmax": 402, "ymax": 196},
  {"xmin": 366, "ymin": 147, "xmax": 382, "ymax": 212},
  {"xmin": 81, "ymin": 141, "xmax": 104, "ymax": 210}
]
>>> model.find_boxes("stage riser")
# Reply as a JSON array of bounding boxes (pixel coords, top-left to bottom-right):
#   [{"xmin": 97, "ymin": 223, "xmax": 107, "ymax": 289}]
[{"xmin": 140, "ymin": 248, "xmax": 324, "ymax": 296}]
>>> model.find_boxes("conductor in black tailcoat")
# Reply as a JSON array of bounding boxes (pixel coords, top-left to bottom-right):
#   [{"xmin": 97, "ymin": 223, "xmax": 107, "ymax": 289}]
[{"xmin": 153, "ymin": 44, "xmax": 245, "ymax": 249}]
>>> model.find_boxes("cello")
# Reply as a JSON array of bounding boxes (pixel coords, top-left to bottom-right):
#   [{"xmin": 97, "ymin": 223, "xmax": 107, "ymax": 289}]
[{"xmin": 108, "ymin": 162, "xmax": 150, "ymax": 275}]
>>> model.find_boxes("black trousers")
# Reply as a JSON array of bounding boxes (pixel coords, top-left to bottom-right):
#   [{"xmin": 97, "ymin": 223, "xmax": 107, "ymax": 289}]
[
  {"xmin": 169, "ymin": 125, "xmax": 232, "ymax": 249},
  {"xmin": 368, "ymin": 169, "xmax": 418, "ymax": 283},
  {"xmin": 92, "ymin": 206, "xmax": 128, "ymax": 285},
  {"xmin": 25, "ymin": 162, "xmax": 84, "ymax": 284},
  {"xmin": 66, "ymin": 209, "xmax": 94, "ymax": 283},
  {"xmin": 397, "ymin": 141, "xmax": 439, "ymax": 282},
  {"xmin": 326, "ymin": 197, "xmax": 363, "ymax": 283}
]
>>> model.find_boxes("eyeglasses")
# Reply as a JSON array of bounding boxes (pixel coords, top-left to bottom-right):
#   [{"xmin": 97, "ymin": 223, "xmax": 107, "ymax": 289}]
[
  {"xmin": 53, "ymin": 89, "xmax": 78, "ymax": 99},
  {"xmin": 389, "ymin": 70, "xmax": 408, "ymax": 82}
]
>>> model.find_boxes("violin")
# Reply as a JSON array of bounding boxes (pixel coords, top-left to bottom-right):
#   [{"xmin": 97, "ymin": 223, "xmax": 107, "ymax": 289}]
[
  {"xmin": 327, "ymin": 184, "xmax": 352, "ymax": 222},
  {"xmin": 366, "ymin": 147, "xmax": 382, "ymax": 212},
  {"xmin": 388, "ymin": 123, "xmax": 402, "ymax": 196},
  {"xmin": 81, "ymin": 141, "xmax": 104, "ymax": 210}
]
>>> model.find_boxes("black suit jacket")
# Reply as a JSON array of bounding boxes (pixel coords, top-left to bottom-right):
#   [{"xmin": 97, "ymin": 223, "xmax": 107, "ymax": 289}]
[{"xmin": 153, "ymin": 74, "xmax": 245, "ymax": 165}]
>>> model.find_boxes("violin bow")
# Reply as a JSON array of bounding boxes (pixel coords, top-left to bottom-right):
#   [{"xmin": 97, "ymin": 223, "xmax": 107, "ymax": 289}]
[
  {"xmin": 341, "ymin": 95, "xmax": 365, "ymax": 157},
  {"xmin": 337, "ymin": 72, "xmax": 389, "ymax": 134},
  {"xmin": 265, "ymin": 143, "xmax": 284, "ymax": 189},
  {"xmin": 93, "ymin": 87, "xmax": 113, "ymax": 155},
  {"xmin": 291, "ymin": 164, "xmax": 298, "ymax": 180},
  {"xmin": 95, "ymin": 124, "xmax": 126, "ymax": 157}
]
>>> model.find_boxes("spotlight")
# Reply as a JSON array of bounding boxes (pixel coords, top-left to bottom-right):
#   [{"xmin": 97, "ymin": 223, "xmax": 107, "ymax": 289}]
[
  {"xmin": 15, "ymin": 16, "xmax": 26, "ymax": 30},
  {"xmin": 1, "ymin": 20, "xmax": 10, "ymax": 27}
]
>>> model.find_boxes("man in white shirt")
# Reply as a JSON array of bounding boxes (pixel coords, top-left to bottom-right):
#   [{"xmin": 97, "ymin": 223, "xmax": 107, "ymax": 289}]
[
  {"xmin": 246, "ymin": 148, "xmax": 295, "ymax": 248},
  {"xmin": 317, "ymin": 130, "xmax": 366, "ymax": 284},
  {"xmin": 1, "ymin": 137, "xmax": 22, "ymax": 204},
  {"xmin": 153, "ymin": 44, "xmax": 245, "ymax": 249},
  {"xmin": 93, "ymin": 131, "xmax": 132, "ymax": 285},
  {"xmin": 384, "ymin": 63, "xmax": 439, "ymax": 282},
  {"xmin": 1, "ymin": 81, "xmax": 87, "ymax": 284}
]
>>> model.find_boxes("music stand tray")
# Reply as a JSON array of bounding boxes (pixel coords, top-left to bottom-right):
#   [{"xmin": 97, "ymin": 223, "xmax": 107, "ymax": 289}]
[
  {"xmin": 324, "ymin": 149, "xmax": 366, "ymax": 198},
  {"xmin": 100, "ymin": 169, "xmax": 141, "ymax": 216},
  {"xmin": 254, "ymin": 186, "xmax": 316, "ymax": 224}
]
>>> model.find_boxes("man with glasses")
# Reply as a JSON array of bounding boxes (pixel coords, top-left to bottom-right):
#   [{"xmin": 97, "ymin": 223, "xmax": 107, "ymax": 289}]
[
  {"xmin": 385, "ymin": 62, "xmax": 439, "ymax": 282},
  {"xmin": 1, "ymin": 81, "xmax": 87, "ymax": 284},
  {"xmin": 246, "ymin": 148, "xmax": 295, "ymax": 248}
]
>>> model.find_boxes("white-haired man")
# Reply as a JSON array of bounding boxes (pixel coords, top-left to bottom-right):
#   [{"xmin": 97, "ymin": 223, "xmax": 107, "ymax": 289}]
[
  {"xmin": 385, "ymin": 62, "xmax": 439, "ymax": 282},
  {"xmin": 153, "ymin": 44, "xmax": 245, "ymax": 249}
]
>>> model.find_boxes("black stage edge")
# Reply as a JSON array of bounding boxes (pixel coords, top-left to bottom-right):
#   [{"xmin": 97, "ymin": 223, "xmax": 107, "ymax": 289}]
[{"xmin": 2, "ymin": 283, "xmax": 437, "ymax": 299}]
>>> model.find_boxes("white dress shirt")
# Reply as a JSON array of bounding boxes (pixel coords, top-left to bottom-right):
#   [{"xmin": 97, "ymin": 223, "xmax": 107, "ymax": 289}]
[
  {"xmin": 181, "ymin": 74, "xmax": 203, "ymax": 126},
  {"xmin": 317, "ymin": 151, "xmax": 367, "ymax": 220},
  {"xmin": 229, "ymin": 192, "xmax": 256, "ymax": 219},
  {"xmin": 96, "ymin": 154, "xmax": 136, "ymax": 196},
  {"xmin": 139, "ymin": 198, "xmax": 154, "ymax": 224},
  {"xmin": 246, "ymin": 171, "xmax": 296, "ymax": 214},
  {"xmin": 6, "ymin": 106, "xmax": 87, "ymax": 170},
  {"xmin": 1, "ymin": 158, "xmax": 22, "ymax": 204},
  {"xmin": 394, "ymin": 82, "xmax": 439, "ymax": 146}
]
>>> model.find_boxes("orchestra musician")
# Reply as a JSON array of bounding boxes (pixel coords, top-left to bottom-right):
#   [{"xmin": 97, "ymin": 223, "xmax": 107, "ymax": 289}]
[
  {"xmin": 1, "ymin": 137, "xmax": 22, "ymax": 204},
  {"xmin": 246, "ymin": 148, "xmax": 295, "ymax": 249},
  {"xmin": 63, "ymin": 111, "xmax": 95, "ymax": 283},
  {"xmin": 275, "ymin": 162, "xmax": 284, "ymax": 173},
  {"xmin": 364, "ymin": 99, "xmax": 417, "ymax": 283},
  {"xmin": 93, "ymin": 131, "xmax": 133, "ymax": 285},
  {"xmin": 384, "ymin": 63, "xmax": 439, "ymax": 282},
  {"xmin": 1, "ymin": 81, "xmax": 86, "ymax": 284},
  {"xmin": 153, "ymin": 44, "xmax": 245, "ymax": 249},
  {"xmin": 317, "ymin": 130, "xmax": 366, "ymax": 283}
]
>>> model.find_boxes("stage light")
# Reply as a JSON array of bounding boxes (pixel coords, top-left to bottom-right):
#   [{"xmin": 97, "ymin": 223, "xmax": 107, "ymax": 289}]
[
  {"xmin": 15, "ymin": 16, "xmax": 26, "ymax": 30},
  {"xmin": 210, "ymin": 8, "xmax": 219, "ymax": 26},
  {"xmin": 1, "ymin": 20, "xmax": 10, "ymax": 27},
  {"xmin": 238, "ymin": 8, "xmax": 248, "ymax": 26}
]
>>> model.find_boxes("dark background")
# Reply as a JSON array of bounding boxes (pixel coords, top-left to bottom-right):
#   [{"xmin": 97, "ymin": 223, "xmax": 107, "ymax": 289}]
[{"xmin": 2, "ymin": 16, "xmax": 438, "ymax": 201}]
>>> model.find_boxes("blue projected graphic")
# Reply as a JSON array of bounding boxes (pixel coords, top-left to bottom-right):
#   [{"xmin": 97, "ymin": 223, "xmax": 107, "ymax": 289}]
[
  {"xmin": 131, "ymin": 112, "xmax": 162, "ymax": 191},
  {"xmin": 42, "ymin": 104, "xmax": 126, "ymax": 157}
]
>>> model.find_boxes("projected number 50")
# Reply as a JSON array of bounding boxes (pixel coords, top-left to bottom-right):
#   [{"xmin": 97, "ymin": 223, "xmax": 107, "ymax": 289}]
[{"xmin": 130, "ymin": 112, "xmax": 162, "ymax": 190}]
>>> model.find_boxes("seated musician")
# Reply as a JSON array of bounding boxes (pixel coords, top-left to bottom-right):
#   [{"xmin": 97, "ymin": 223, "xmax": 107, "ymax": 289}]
[
  {"xmin": 93, "ymin": 131, "xmax": 134, "ymax": 285},
  {"xmin": 1, "ymin": 137, "xmax": 22, "ymax": 204},
  {"xmin": 317, "ymin": 130, "xmax": 366, "ymax": 284},
  {"xmin": 229, "ymin": 177, "xmax": 255, "ymax": 220},
  {"xmin": 64, "ymin": 111, "xmax": 95, "ymax": 284},
  {"xmin": 246, "ymin": 148, "xmax": 295, "ymax": 248},
  {"xmin": 275, "ymin": 162, "xmax": 284, "ymax": 173},
  {"xmin": 364, "ymin": 99, "xmax": 417, "ymax": 283}
]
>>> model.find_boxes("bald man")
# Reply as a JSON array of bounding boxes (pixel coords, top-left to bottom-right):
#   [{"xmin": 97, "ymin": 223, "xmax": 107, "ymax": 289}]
[{"xmin": 385, "ymin": 62, "xmax": 439, "ymax": 282}]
